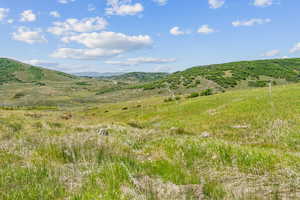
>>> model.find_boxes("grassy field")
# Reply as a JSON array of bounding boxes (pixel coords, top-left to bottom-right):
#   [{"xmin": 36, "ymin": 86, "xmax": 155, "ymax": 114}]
[{"xmin": 0, "ymin": 83, "xmax": 299, "ymax": 199}]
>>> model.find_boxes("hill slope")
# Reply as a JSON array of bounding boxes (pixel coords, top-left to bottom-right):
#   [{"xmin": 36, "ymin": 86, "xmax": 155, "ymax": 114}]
[
  {"xmin": 0, "ymin": 58, "xmax": 77, "ymax": 84},
  {"xmin": 137, "ymin": 58, "xmax": 300, "ymax": 91},
  {"xmin": 101, "ymin": 72, "xmax": 169, "ymax": 82},
  {"xmin": 1, "ymin": 83, "xmax": 299, "ymax": 199}
]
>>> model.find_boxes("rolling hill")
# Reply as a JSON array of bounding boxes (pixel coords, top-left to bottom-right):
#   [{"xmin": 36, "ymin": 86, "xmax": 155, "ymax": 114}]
[
  {"xmin": 99, "ymin": 72, "xmax": 169, "ymax": 82},
  {"xmin": 136, "ymin": 58, "xmax": 300, "ymax": 91},
  {"xmin": 1, "ymin": 57, "xmax": 300, "ymax": 107},
  {"xmin": 0, "ymin": 82, "xmax": 299, "ymax": 199},
  {"xmin": 0, "ymin": 58, "xmax": 77, "ymax": 85}
]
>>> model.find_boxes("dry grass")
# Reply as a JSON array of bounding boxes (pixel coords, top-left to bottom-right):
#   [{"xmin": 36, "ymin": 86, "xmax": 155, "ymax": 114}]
[{"xmin": 0, "ymin": 83, "xmax": 299, "ymax": 199}]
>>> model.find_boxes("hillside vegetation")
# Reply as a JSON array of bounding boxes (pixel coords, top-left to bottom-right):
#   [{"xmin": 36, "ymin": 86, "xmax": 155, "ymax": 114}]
[
  {"xmin": 0, "ymin": 58, "xmax": 77, "ymax": 85},
  {"xmin": 136, "ymin": 58, "xmax": 300, "ymax": 91},
  {"xmin": 0, "ymin": 83, "xmax": 299, "ymax": 199},
  {"xmin": 102, "ymin": 72, "xmax": 168, "ymax": 83}
]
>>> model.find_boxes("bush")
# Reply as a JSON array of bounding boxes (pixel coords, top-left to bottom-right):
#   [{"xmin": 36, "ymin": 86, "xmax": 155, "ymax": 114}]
[
  {"xmin": 201, "ymin": 88, "xmax": 213, "ymax": 96},
  {"xmin": 164, "ymin": 96, "xmax": 181, "ymax": 102},
  {"xmin": 13, "ymin": 92, "xmax": 26, "ymax": 99},
  {"xmin": 187, "ymin": 92, "xmax": 199, "ymax": 98},
  {"xmin": 175, "ymin": 96, "xmax": 181, "ymax": 100},
  {"xmin": 248, "ymin": 80, "xmax": 269, "ymax": 87},
  {"xmin": 164, "ymin": 97, "xmax": 174, "ymax": 102}
]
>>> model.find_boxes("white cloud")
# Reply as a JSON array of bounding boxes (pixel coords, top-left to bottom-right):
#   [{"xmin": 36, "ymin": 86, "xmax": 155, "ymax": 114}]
[
  {"xmin": 254, "ymin": 0, "xmax": 273, "ymax": 7},
  {"xmin": 0, "ymin": 8, "xmax": 9, "ymax": 21},
  {"xmin": 51, "ymin": 48, "xmax": 123, "ymax": 60},
  {"xmin": 25, "ymin": 59, "xmax": 59, "ymax": 67},
  {"xmin": 58, "ymin": 0, "xmax": 75, "ymax": 4},
  {"xmin": 197, "ymin": 25, "xmax": 216, "ymax": 34},
  {"xmin": 208, "ymin": 0, "xmax": 225, "ymax": 9},
  {"xmin": 105, "ymin": 57, "xmax": 176, "ymax": 66},
  {"xmin": 50, "ymin": 11, "xmax": 61, "ymax": 18},
  {"xmin": 232, "ymin": 18, "xmax": 271, "ymax": 27},
  {"xmin": 262, "ymin": 49, "xmax": 280, "ymax": 57},
  {"xmin": 153, "ymin": 0, "xmax": 168, "ymax": 6},
  {"xmin": 170, "ymin": 26, "xmax": 187, "ymax": 36},
  {"xmin": 20, "ymin": 10, "xmax": 37, "ymax": 22},
  {"xmin": 12, "ymin": 27, "xmax": 47, "ymax": 44},
  {"xmin": 62, "ymin": 31, "xmax": 152, "ymax": 50},
  {"xmin": 48, "ymin": 17, "xmax": 108, "ymax": 36},
  {"xmin": 7, "ymin": 19, "xmax": 14, "ymax": 24},
  {"xmin": 106, "ymin": 0, "xmax": 144, "ymax": 16},
  {"xmin": 290, "ymin": 42, "xmax": 300, "ymax": 53},
  {"xmin": 88, "ymin": 4, "xmax": 96, "ymax": 12},
  {"xmin": 53, "ymin": 32, "xmax": 152, "ymax": 60}
]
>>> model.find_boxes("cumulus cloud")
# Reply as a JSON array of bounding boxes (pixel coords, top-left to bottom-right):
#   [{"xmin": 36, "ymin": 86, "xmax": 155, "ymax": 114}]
[
  {"xmin": 50, "ymin": 11, "xmax": 61, "ymax": 18},
  {"xmin": 290, "ymin": 42, "xmax": 300, "ymax": 53},
  {"xmin": 48, "ymin": 17, "xmax": 108, "ymax": 36},
  {"xmin": 106, "ymin": 0, "xmax": 144, "ymax": 16},
  {"xmin": 25, "ymin": 59, "xmax": 59, "ymax": 67},
  {"xmin": 197, "ymin": 25, "xmax": 216, "ymax": 34},
  {"xmin": 20, "ymin": 10, "xmax": 36, "ymax": 22},
  {"xmin": 0, "ymin": 8, "xmax": 9, "ymax": 21},
  {"xmin": 254, "ymin": 0, "xmax": 273, "ymax": 7},
  {"xmin": 51, "ymin": 48, "xmax": 124, "ymax": 59},
  {"xmin": 105, "ymin": 57, "xmax": 176, "ymax": 66},
  {"xmin": 153, "ymin": 0, "xmax": 168, "ymax": 6},
  {"xmin": 52, "ymin": 32, "xmax": 152, "ymax": 60},
  {"xmin": 262, "ymin": 49, "xmax": 280, "ymax": 57},
  {"xmin": 208, "ymin": 0, "xmax": 225, "ymax": 9},
  {"xmin": 232, "ymin": 18, "xmax": 271, "ymax": 27},
  {"xmin": 12, "ymin": 27, "xmax": 47, "ymax": 44},
  {"xmin": 58, "ymin": 0, "xmax": 75, "ymax": 4},
  {"xmin": 170, "ymin": 26, "xmax": 187, "ymax": 36},
  {"xmin": 61, "ymin": 31, "xmax": 152, "ymax": 50}
]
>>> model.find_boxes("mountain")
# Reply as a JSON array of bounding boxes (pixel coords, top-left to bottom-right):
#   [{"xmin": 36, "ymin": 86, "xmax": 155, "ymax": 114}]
[
  {"xmin": 73, "ymin": 72, "xmax": 125, "ymax": 77},
  {"xmin": 136, "ymin": 58, "xmax": 300, "ymax": 91},
  {"xmin": 0, "ymin": 58, "xmax": 77, "ymax": 85},
  {"xmin": 104, "ymin": 72, "xmax": 169, "ymax": 82}
]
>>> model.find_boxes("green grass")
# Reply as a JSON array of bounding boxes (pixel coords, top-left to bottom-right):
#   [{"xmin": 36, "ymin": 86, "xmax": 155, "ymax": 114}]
[{"xmin": 0, "ymin": 82, "xmax": 299, "ymax": 199}]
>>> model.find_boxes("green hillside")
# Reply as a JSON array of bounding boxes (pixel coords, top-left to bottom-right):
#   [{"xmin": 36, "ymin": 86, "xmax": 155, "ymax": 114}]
[
  {"xmin": 137, "ymin": 58, "xmax": 300, "ymax": 91},
  {"xmin": 0, "ymin": 58, "xmax": 77, "ymax": 85},
  {"xmin": 102, "ymin": 72, "xmax": 168, "ymax": 82}
]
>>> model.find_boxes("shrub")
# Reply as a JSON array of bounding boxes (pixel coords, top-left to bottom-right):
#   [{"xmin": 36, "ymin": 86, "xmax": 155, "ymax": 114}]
[
  {"xmin": 75, "ymin": 82, "xmax": 91, "ymax": 86},
  {"xmin": 201, "ymin": 88, "xmax": 213, "ymax": 96},
  {"xmin": 187, "ymin": 92, "xmax": 199, "ymax": 98},
  {"xmin": 13, "ymin": 92, "xmax": 26, "ymax": 99},
  {"xmin": 164, "ymin": 97, "xmax": 174, "ymax": 102},
  {"xmin": 175, "ymin": 96, "xmax": 181, "ymax": 100},
  {"xmin": 248, "ymin": 80, "xmax": 269, "ymax": 87}
]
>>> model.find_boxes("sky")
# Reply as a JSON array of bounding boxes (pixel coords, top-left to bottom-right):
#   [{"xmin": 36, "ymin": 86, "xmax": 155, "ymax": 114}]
[{"xmin": 0, "ymin": 0, "xmax": 300, "ymax": 73}]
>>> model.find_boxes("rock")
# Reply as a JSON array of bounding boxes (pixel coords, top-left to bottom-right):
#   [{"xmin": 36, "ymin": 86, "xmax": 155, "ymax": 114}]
[
  {"xmin": 61, "ymin": 113, "xmax": 72, "ymax": 120},
  {"xmin": 97, "ymin": 128, "xmax": 109, "ymax": 136},
  {"xmin": 201, "ymin": 131, "xmax": 211, "ymax": 138},
  {"xmin": 232, "ymin": 125, "xmax": 250, "ymax": 129}
]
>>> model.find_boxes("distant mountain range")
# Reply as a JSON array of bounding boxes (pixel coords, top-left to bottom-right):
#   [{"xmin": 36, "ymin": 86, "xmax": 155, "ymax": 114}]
[{"xmin": 73, "ymin": 72, "xmax": 125, "ymax": 77}]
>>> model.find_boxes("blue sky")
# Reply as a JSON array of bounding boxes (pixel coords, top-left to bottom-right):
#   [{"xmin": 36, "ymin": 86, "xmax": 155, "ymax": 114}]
[{"xmin": 0, "ymin": 0, "xmax": 300, "ymax": 73}]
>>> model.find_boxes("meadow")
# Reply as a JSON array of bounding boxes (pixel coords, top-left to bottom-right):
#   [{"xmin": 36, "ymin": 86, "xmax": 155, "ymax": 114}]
[{"xmin": 0, "ymin": 83, "xmax": 299, "ymax": 199}]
